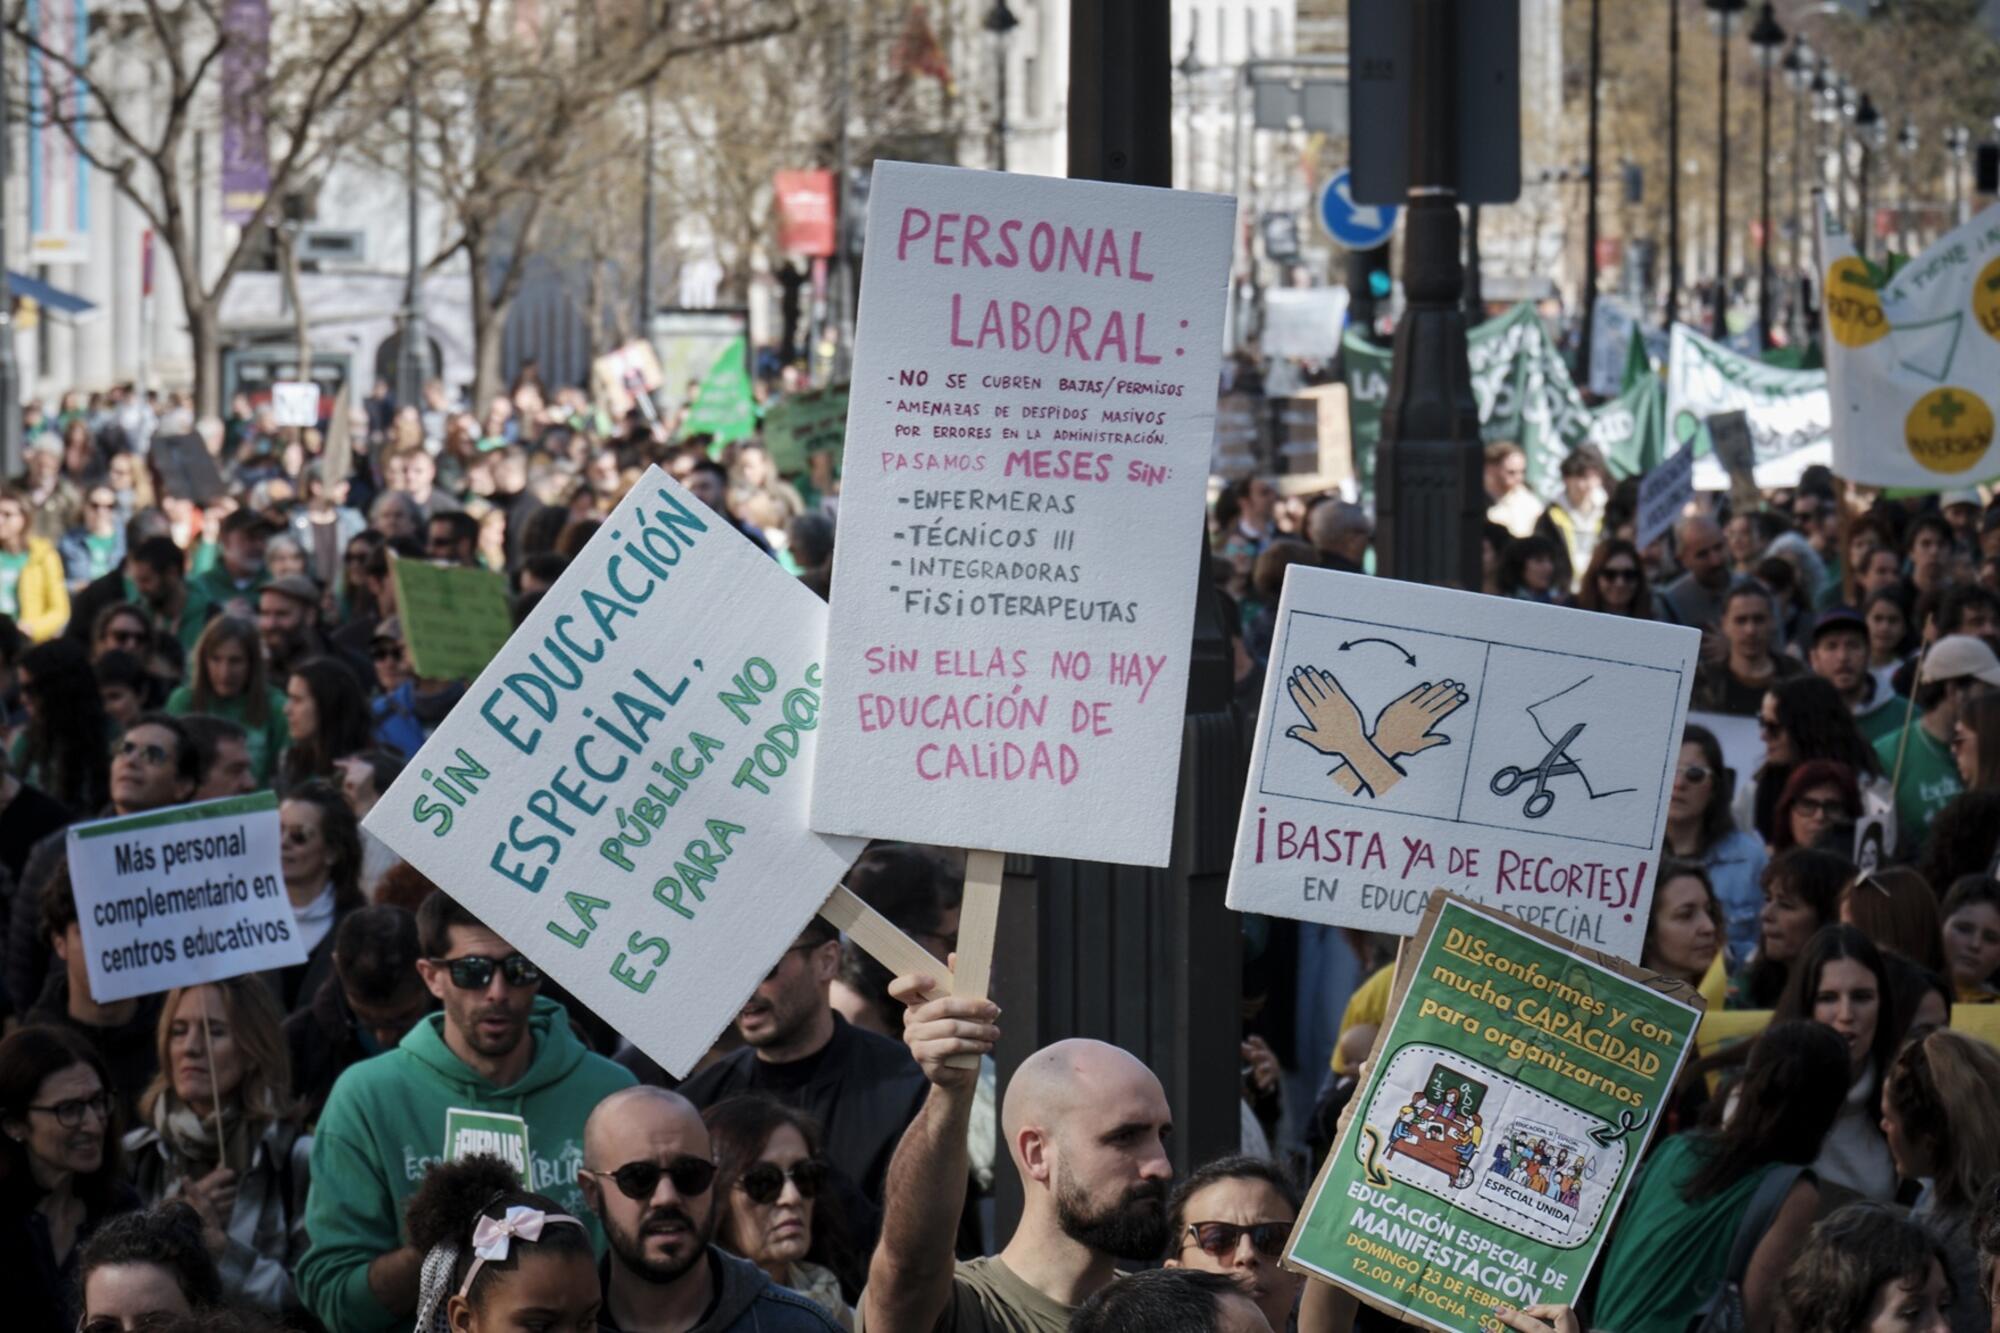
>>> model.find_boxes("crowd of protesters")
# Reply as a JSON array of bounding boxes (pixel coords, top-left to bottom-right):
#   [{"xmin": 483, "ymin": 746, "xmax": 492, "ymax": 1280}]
[{"xmin": 0, "ymin": 367, "xmax": 1988, "ymax": 1333}]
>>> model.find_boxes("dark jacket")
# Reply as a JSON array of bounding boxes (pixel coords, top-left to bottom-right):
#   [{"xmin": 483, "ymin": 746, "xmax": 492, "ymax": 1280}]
[
  {"xmin": 0, "ymin": 1177, "xmax": 139, "ymax": 1333},
  {"xmin": 25, "ymin": 973, "xmax": 163, "ymax": 1127},
  {"xmin": 598, "ymin": 1248, "xmax": 838, "ymax": 1333},
  {"xmin": 5, "ymin": 816, "xmax": 94, "ymax": 1017},
  {"xmin": 271, "ymin": 901, "xmax": 357, "ymax": 1018},
  {"xmin": 283, "ymin": 975, "xmax": 433, "ymax": 1130},
  {"xmin": 670, "ymin": 1013, "xmax": 927, "ymax": 1249}
]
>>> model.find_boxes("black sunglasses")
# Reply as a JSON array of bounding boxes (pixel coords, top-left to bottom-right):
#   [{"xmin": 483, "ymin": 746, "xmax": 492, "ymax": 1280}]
[
  {"xmin": 738, "ymin": 1159, "xmax": 828, "ymax": 1205},
  {"xmin": 586, "ymin": 1156, "xmax": 717, "ymax": 1201},
  {"xmin": 1598, "ymin": 567, "xmax": 1639, "ymax": 583},
  {"xmin": 430, "ymin": 953, "xmax": 541, "ymax": 990},
  {"xmin": 1184, "ymin": 1220, "xmax": 1289, "ymax": 1259}
]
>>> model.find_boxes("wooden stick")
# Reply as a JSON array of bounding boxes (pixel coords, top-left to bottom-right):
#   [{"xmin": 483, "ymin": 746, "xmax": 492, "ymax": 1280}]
[
  {"xmin": 951, "ymin": 849, "xmax": 1004, "ymax": 1005},
  {"xmin": 819, "ymin": 885, "xmax": 955, "ymax": 994},
  {"xmin": 199, "ymin": 994, "xmax": 231, "ymax": 1178},
  {"xmin": 1888, "ymin": 639, "xmax": 1929, "ymax": 800}
]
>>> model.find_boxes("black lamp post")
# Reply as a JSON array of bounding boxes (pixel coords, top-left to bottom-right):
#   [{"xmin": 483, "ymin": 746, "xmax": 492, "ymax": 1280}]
[
  {"xmin": 1705, "ymin": 0, "xmax": 1747, "ymax": 340},
  {"xmin": 1854, "ymin": 93, "xmax": 1882, "ymax": 259},
  {"xmin": 1894, "ymin": 117, "xmax": 1917, "ymax": 250},
  {"xmin": 1667, "ymin": 0, "xmax": 1682, "ymax": 325},
  {"xmin": 984, "ymin": 1, "xmax": 1021, "ymax": 171},
  {"xmin": 396, "ymin": 85, "xmax": 429, "ymax": 411},
  {"xmin": 1945, "ymin": 125, "xmax": 1970, "ymax": 227},
  {"xmin": 1176, "ymin": 21, "xmax": 1201, "ymax": 189},
  {"xmin": 0, "ymin": 19, "xmax": 18, "ymax": 481},
  {"xmin": 1749, "ymin": 3, "xmax": 1783, "ymax": 350},
  {"xmin": 1781, "ymin": 35, "xmax": 1811, "ymax": 342},
  {"xmin": 1577, "ymin": 0, "xmax": 1602, "ymax": 381}
]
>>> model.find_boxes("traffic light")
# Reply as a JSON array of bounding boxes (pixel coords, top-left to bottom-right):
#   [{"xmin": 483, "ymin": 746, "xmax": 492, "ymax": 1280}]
[{"xmin": 1347, "ymin": 243, "xmax": 1392, "ymax": 341}]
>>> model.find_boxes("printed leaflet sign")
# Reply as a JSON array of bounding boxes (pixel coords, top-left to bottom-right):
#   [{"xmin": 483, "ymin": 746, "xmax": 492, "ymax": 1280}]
[
  {"xmin": 1227, "ymin": 566, "xmax": 1698, "ymax": 961},
  {"xmin": 1286, "ymin": 892, "xmax": 1699, "ymax": 1332}
]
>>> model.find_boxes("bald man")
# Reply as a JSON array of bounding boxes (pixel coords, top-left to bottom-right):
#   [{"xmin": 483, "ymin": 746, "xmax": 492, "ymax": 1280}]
[
  {"xmin": 579, "ymin": 1086, "xmax": 838, "ymax": 1332},
  {"xmin": 1660, "ymin": 514, "xmax": 1736, "ymax": 631},
  {"xmin": 857, "ymin": 975, "xmax": 1174, "ymax": 1333}
]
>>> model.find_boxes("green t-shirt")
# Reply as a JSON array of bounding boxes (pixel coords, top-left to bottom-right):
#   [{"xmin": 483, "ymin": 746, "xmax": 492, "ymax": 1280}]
[
  {"xmin": 1874, "ymin": 721, "xmax": 1963, "ymax": 851},
  {"xmin": 0, "ymin": 550, "xmax": 26, "ymax": 618},
  {"xmin": 1853, "ymin": 693, "xmax": 1912, "ymax": 748},
  {"xmin": 83, "ymin": 532, "xmax": 120, "ymax": 582},
  {"xmin": 163, "ymin": 684, "xmax": 291, "ymax": 784}
]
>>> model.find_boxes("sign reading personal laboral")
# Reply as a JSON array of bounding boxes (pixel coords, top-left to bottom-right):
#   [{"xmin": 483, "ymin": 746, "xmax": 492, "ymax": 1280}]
[
  {"xmin": 365, "ymin": 467, "xmax": 864, "ymax": 1077},
  {"xmin": 1286, "ymin": 893, "xmax": 1699, "ymax": 1333},
  {"xmin": 811, "ymin": 162, "xmax": 1234, "ymax": 866},
  {"xmin": 66, "ymin": 792, "xmax": 304, "ymax": 1004},
  {"xmin": 1821, "ymin": 198, "xmax": 2000, "ymax": 486},
  {"xmin": 1227, "ymin": 567, "xmax": 1698, "ymax": 961}
]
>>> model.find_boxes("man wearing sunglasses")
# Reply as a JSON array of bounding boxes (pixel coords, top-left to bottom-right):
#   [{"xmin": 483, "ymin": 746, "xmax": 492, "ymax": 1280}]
[
  {"xmin": 861, "ymin": 976, "xmax": 1173, "ymax": 1333},
  {"xmin": 298, "ymin": 892, "xmax": 635, "ymax": 1333},
  {"xmin": 578, "ymin": 1087, "xmax": 838, "ymax": 1332}
]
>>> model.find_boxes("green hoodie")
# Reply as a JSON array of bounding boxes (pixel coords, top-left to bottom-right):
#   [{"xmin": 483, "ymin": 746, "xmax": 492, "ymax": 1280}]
[{"xmin": 298, "ymin": 996, "xmax": 635, "ymax": 1333}]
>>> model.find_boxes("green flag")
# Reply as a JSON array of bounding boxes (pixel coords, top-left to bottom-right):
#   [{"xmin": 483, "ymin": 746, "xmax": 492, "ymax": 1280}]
[
  {"xmin": 1619, "ymin": 323, "xmax": 1651, "ymax": 394},
  {"xmin": 674, "ymin": 336, "xmax": 757, "ymax": 448}
]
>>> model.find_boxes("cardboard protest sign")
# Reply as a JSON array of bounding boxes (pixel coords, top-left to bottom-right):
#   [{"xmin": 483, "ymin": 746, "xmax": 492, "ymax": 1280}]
[
  {"xmin": 445, "ymin": 1107, "xmax": 531, "ymax": 1179},
  {"xmin": 810, "ymin": 161, "xmax": 1235, "ymax": 867},
  {"xmin": 1668, "ymin": 323, "xmax": 1830, "ymax": 491},
  {"xmin": 391, "ymin": 557, "xmax": 515, "ymax": 681},
  {"xmin": 66, "ymin": 793, "xmax": 305, "ymax": 1003},
  {"xmin": 365, "ymin": 467, "xmax": 865, "ymax": 1077},
  {"xmin": 1286, "ymin": 892, "xmax": 1700, "ymax": 1332},
  {"xmin": 152, "ymin": 433, "xmax": 228, "ymax": 505},
  {"xmin": 763, "ymin": 385, "xmax": 850, "ymax": 477},
  {"xmin": 1261, "ymin": 285, "xmax": 1349, "ymax": 360},
  {"xmin": 271, "ymin": 381, "xmax": 321, "ymax": 428},
  {"xmin": 591, "ymin": 340, "xmax": 663, "ymax": 421},
  {"xmin": 1633, "ymin": 442, "xmax": 1693, "ymax": 552},
  {"xmin": 1227, "ymin": 566, "xmax": 1699, "ymax": 960},
  {"xmin": 1821, "ymin": 199, "xmax": 2000, "ymax": 487}
]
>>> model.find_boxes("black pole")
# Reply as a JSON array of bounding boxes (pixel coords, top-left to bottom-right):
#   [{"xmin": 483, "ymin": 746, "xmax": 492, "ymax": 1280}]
[
  {"xmin": 638, "ymin": 81, "xmax": 655, "ymax": 336},
  {"xmin": 1464, "ymin": 204, "xmax": 1483, "ymax": 322},
  {"xmin": 1711, "ymin": 6, "xmax": 1731, "ymax": 340},
  {"xmin": 1757, "ymin": 45, "xmax": 1772, "ymax": 350},
  {"xmin": 993, "ymin": 35, "xmax": 1009, "ymax": 170},
  {"xmin": 1667, "ymin": 0, "xmax": 1682, "ymax": 326},
  {"xmin": 1858, "ymin": 141, "xmax": 1871, "ymax": 261},
  {"xmin": 396, "ymin": 85, "xmax": 428, "ymax": 410},
  {"xmin": 1577, "ymin": 0, "xmax": 1601, "ymax": 383},
  {"xmin": 1377, "ymin": 0, "xmax": 1481, "ymax": 591},
  {"xmin": 1788, "ymin": 81, "xmax": 1802, "ymax": 341},
  {"xmin": 0, "ymin": 17, "xmax": 17, "ymax": 483}
]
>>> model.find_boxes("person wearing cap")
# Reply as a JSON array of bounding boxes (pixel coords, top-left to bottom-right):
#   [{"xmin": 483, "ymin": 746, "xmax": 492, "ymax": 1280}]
[
  {"xmin": 19, "ymin": 432, "xmax": 82, "ymax": 544},
  {"xmin": 1808, "ymin": 607, "xmax": 1908, "ymax": 747},
  {"xmin": 1940, "ymin": 489, "xmax": 1982, "ymax": 556},
  {"xmin": 259, "ymin": 574, "xmax": 370, "ymax": 688},
  {"xmin": 1872, "ymin": 634, "xmax": 2000, "ymax": 853},
  {"xmin": 189, "ymin": 507, "xmax": 273, "ymax": 620},
  {"xmin": 367, "ymin": 617, "xmax": 464, "ymax": 759}
]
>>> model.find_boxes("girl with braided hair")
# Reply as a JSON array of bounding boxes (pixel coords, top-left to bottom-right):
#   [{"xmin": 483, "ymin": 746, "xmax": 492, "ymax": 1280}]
[{"xmin": 405, "ymin": 1155, "xmax": 599, "ymax": 1333}]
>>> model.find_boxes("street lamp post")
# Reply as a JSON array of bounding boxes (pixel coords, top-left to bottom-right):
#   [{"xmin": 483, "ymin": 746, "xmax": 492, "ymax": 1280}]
[
  {"xmin": 1176, "ymin": 24, "xmax": 1201, "ymax": 189},
  {"xmin": 1576, "ymin": 0, "xmax": 1601, "ymax": 381},
  {"xmin": 1855, "ymin": 93, "xmax": 1882, "ymax": 259},
  {"xmin": 985, "ymin": 2, "xmax": 1020, "ymax": 172},
  {"xmin": 1706, "ymin": 0, "xmax": 1746, "ymax": 341},
  {"xmin": 0, "ymin": 18, "xmax": 19, "ymax": 481},
  {"xmin": 396, "ymin": 85, "xmax": 428, "ymax": 412},
  {"xmin": 1749, "ymin": 4, "xmax": 1783, "ymax": 351},
  {"xmin": 1667, "ymin": 0, "xmax": 1682, "ymax": 325},
  {"xmin": 1782, "ymin": 36, "xmax": 1810, "ymax": 342},
  {"xmin": 638, "ymin": 80, "xmax": 656, "ymax": 336},
  {"xmin": 1894, "ymin": 118, "xmax": 1917, "ymax": 250}
]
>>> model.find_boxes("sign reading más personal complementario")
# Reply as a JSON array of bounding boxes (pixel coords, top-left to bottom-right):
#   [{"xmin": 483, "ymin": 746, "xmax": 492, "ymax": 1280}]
[
  {"xmin": 810, "ymin": 161, "xmax": 1234, "ymax": 867},
  {"xmin": 67, "ymin": 792, "xmax": 306, "ymax": 1003}
]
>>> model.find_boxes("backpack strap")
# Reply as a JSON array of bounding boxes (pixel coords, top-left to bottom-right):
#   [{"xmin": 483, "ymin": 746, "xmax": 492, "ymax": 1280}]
[{"xmin": 1724, "ymin": 1163, "xmax": 1806, "ymax": 1285}]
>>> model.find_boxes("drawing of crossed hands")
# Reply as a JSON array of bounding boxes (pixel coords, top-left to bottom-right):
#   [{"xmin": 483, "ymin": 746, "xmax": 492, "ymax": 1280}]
[{"xmin": 1285, "ymin": 666, "xmax": 1470, "ymax": 798}]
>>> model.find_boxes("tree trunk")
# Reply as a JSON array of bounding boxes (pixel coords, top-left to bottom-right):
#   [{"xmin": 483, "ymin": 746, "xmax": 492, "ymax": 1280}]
[
  {"xmin": 474, "ymin": 308, "xmax": 507, "ymax": 413},
  {"xmin": 189, "ymin": 299, "xmax": 222, "ymax": 418},
  {"xmin": 280, "ymin": 228, "xmax": 311, "ymax": 377}
]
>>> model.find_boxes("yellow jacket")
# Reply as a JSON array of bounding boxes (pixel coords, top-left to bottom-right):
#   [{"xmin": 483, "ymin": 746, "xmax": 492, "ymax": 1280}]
[{"xmin": 11, "ymin": 537, "xmax": 70, "ymax": 641}]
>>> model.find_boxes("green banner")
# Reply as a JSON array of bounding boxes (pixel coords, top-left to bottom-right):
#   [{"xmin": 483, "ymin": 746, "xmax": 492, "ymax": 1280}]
[
  {"xmin": 1287, "ymin": 893, "xmax": 1698, "ymax": 1332},
  {"xmin": 763, "ymin": 384, "xmax": 849, "ymax": 476},
  {"xmin": 390, "ymin": 557, "xmax": 514, "ymax": 681},
  {"xmin": 1342, "ymin": 305, "xmax": 1664, "ymax": 505},
  {"xmin": 675, "ymin": 335, "xmax": 758, "ymax": 448}
]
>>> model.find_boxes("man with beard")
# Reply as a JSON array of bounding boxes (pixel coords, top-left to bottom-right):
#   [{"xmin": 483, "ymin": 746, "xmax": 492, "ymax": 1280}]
[
  {"xmin": 1659, "ymin": 514, "xmax": 1736, "ymax": 633},
  {"xmin": 1807, "ymin": 607, "xmax": 1907, "ymax": 746},
  {"xmin": 858, "ymin": 973, "xmax": 1173, "ymax": 1333},
  {"xmin": 579, "ymin": 1087, "xmax": 839, "ymax": 1332},
  {"xmin": 297, "ymin": 892, "xmax": 634, "ymax": 1333}
]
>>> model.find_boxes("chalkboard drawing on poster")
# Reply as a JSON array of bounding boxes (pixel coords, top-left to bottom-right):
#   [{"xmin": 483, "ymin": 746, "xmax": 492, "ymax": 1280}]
[{"xmin": 1383, "ymin": 1061, "xmax": 1488, "ymax": 1189}]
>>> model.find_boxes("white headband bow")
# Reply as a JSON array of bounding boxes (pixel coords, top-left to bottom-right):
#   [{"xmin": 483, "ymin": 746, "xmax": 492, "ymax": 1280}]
[{"xmin": 457, "ymin": 1206, "xmax": 586, "ymax": 1297}]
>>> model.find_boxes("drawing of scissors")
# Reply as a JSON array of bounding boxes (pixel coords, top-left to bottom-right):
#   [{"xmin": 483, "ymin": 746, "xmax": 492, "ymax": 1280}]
[{"xmin": 1488, "ymin": 723, "xmax": 1586, "ymax": 819}]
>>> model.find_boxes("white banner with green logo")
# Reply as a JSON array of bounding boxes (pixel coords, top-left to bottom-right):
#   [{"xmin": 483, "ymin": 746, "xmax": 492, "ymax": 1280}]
[{"xmin": 1665, "ymin": 323, "xmax": 1829, "ymax": 491}]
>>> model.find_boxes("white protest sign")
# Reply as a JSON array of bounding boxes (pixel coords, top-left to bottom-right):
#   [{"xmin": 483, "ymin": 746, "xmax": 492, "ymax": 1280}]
[
  {"xmin": 1261, "ymin": 286, "xmax": 1350, "ymax": 360},
  {"xmin": 364, "ymin": 466, "xmax": 864, "ymax": 1078},
  {"xmin": 1634, "ymin": 443, "xmax": 1694, "ymax": 552},
  {"xmin": 1227, "ymin": 567, "xmax": 1699, "ymax": 960},
  {"xmin": 67, "ymin": 792, "xmax": 304, "ymax": 1003},
  {"xmin": 1822, "ymin": 199, "xmax": 2000, "ymax": 487},
  {"xmin": 1668, "ymin": 323, "xmax": 1831, "ymax": 491},
  {"xmin": 270, "ymin": 381, "xmax": 322, "ymax": 428},
  {"xmin": 810, "ymin": 162, "xmax": 1235, "ymax": 866}
]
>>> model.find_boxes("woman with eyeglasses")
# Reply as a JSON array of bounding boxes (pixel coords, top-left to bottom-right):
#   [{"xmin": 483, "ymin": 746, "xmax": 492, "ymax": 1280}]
[
  {"xmin": 1160, "ymin": 1153, "xmax": 1304, "ymax": 1333},
  {"xmin": 0, "ymin": 487, "xmax": 71, "ymax": 642},
  {"xmin": 1772, "ymin": 760, "xmax": 1862, "ymax": 854},
  {"xmin": 279, "ymin": 657, "xmax": 372, "ymax": 791},
  {"xmin": 1743, "ymin": 675, "xmax": 1882, "ymax": 847},
  {"xmin": 1573, "ymin": 538, "xmax": 1657, "ymax": 619},
  {"xmin": 166, "ymin": 618, "xmax": 289, "ymax": 786},
  {"xmin": 60, "ymin": 486, "xmax": 128, "ymax": 592},
  {"xmin": 271, "ymin": 780, "xmax": 365, "ymax": 1014},
  {"xmin": 75, "ymin": 1201, "xmax": 223, "ymax": 1333},
  {"xmin": 0, "ymin": 1025, "xmax": 137, "ymax": 1331},
  {"xmin": 702, "ymin": 1095, "xmax": 858, "ymax": 1329},
  {"xmin": 123, "ymin": 975, "xmax": 311, "ymax": 1312},
  {"xmin": 12, "ymin": 637, "xmax": 111, "ymax": 815},
  {"xmin": 1665, "ymin": 726, "xmax": 1768, "ymax": 966}
]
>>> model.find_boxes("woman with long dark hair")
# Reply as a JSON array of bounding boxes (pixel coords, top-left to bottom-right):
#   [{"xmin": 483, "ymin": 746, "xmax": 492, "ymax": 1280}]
[
  {"xmin": 1593, "ymin": 1021, "xmax": 1851, "ymax": 1333},
  {"xmin": 1781, "ymin": 1203, "xmax": 1953, "ymax": 1333},
  {"xmin": 1774, "ymin": 924, "xmax": 1900, "ymax": 1202},
  {"xmin": 1883, "ymin": 1030, "xmax": 2000, "ymax": 1333},
  {"xmin": 1574, "ymin": 539, "xmax": 1656, "ymax": 618},
  {"xmin": 271, "ymin": 780, "xmax": 364, "ymax": 1013},
  {"xmin": 0, "ymin": 1025, "xmax": 137, "ymax": 1330},
  {"xmin": 703, "ymin": 1095, "xmax": 858, "ymax": 1328},
  {"xmin": 1864, "ymin": 585, "xmax": 1916, "ymax": 694},
  {"xmin": 1497, "ymin": 535, "xmax": 1564, "ymax": 604},
  {"xmin": 1743, "ymin": 675, "xmax": 1880, "ymax": 845},
  {"xmin": 13, "ymin": 637, "xmax": 110, "ymax": 814},
  {"xmin": 278, "ymin": 658, "xmax": 370, "ymax": 790},
  {"xmin": 165, "ymin": 617, "xmax": 289, "ymax": 785},
  {"xmin": 1664, "ymin": 725, "xmax": 1767, "ymax": 965},
  {"xmin": 1729, "ymin": 847, "xmax": 1852, "ymax": 1010}
]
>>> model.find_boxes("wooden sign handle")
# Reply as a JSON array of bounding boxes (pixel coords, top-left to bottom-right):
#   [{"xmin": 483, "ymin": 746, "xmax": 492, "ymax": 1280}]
[{"xmin": 819, "ymin": 885, "xmax": 954, "ymax": 995}]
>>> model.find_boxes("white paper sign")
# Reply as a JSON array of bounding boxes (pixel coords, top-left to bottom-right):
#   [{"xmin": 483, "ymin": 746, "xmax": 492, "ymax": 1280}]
[
  {"xmin": 1634, "ymin": 443, "xmax": 1695, "ymax": 552},
  {"xmin": 67, "ymin": 792, "xmax": 304, "ymax": 1003},
  {"xmin": 270, "ymin": 381, "xmax": 322, "ymax": 428},
  {"xmin": 810, "ymin": 162, "xmax": 1235, "ymax": 866},
  {"xmin": 1261, "ymin": 286, "xmax": 1350, "ymax": 360},
  {"xmin": 365, "ymin": 466, "xmax": 864, "ymax": 1077},
  {"xmin": 1227, "ymin": 567, "xmax": 1700, "ymax": 961}
]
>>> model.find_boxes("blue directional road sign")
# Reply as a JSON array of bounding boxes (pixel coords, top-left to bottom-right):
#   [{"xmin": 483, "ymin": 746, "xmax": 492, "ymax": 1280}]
[{"xmin": 1317, "ymin": 169, "xmax": 1399, "ymax": 250}]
